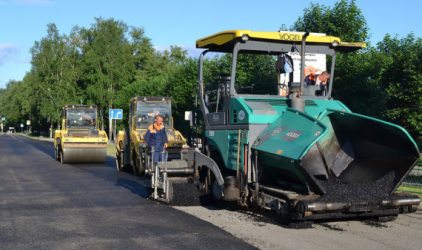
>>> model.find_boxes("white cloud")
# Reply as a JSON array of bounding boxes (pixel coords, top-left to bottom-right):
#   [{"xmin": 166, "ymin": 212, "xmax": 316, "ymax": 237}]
[
  {"xmin": 12, "ymin": 0, "xmax": 54, "ymax": 6},
  {"xmin": 0, "ymin": 43, "xmax": 30, "ymax": 66},
  {"xmin": 0, "ymin": 44, "xmax": 21, "ymax": 66}
]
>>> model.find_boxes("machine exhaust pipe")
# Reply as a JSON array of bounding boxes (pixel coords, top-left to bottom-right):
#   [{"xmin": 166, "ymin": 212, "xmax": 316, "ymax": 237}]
[
  {"xmin": 299, "ymin": 32, "xmax": 309, "ymax": 95},
  {"xmin": 290, "ymin": 92, "xmax": 305, "ymax": 112},
  {"xmin": 290, "ymin": 32, "xmax": 309, "ymax": 113}
]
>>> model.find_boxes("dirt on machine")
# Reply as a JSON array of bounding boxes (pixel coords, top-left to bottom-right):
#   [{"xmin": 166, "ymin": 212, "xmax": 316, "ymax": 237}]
[
  {"xmin": 117, "ymin": 30, "xmax": 420, "ymax": 223},
  {"xmin": 54, "ymin": 105, "xmax": 108, "ymax": 164}
]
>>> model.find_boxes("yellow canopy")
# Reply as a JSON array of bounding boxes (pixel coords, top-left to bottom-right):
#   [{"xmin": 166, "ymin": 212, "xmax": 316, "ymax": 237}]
[{"xmin": 196, "ymin": 30, "xmax": 366, "ymax": 52}]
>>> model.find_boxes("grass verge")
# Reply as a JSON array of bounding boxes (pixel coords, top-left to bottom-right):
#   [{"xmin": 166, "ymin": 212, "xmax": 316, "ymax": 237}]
[
  {"xmin": 107, "ymin": 144, "xmax": 115, "ymax": 156},
  {"xmin": 397, "ymin": 185, "xmax": 422, "ymax": 201}
]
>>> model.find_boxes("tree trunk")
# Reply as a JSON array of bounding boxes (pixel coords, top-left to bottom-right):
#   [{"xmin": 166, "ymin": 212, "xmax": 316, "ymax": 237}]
[{"xmin": 50, "ymin": 120, "xmax": 53, "ymax": 139}]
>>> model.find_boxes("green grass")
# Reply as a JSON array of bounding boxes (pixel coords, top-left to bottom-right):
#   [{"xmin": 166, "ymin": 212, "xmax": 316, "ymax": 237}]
[
  {"xmin": 398, "ymin": 185, "xmax": 422, "ymax": 194},
  {"xmin": 397, "ymin": 185, "xmax": 422, "ymax": 201},
  {"xmin": 398, "ymin": 163, "xmax": 422, "ymax": 200},
  {"xmin": 16, "ymin": 132, "xmax": 47, "ymax": 139},
  {"xmin": 107, "ymin": 144, "xmax": 116, "ymax": 156}
]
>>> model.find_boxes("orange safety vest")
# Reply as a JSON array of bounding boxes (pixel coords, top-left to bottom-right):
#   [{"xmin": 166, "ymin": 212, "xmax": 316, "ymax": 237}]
[
  {"xmin": 148, "ymin": 123, "xmax": 164, "ymax": 133},
  {"xmin": 305, "ymin": 74, "xmax": 326, "ymax": 86}
]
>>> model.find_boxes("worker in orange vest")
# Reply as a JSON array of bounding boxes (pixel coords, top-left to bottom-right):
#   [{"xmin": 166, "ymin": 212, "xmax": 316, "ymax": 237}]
[
  {"xmin": 305, "ymin": 71, "xmax": 330, "ymax": 86},
  {"xmin": 144, "ymin": 115, "xmax": 168, "ymax": 162}
]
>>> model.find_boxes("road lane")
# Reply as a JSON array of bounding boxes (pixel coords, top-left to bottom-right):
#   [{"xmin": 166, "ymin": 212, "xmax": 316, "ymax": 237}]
[{"xmin": 0, "ymin": 134, "xmax": 256, "ymax": 250}]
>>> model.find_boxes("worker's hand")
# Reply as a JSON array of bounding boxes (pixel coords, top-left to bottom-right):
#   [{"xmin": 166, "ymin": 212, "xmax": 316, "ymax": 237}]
[{"xmin": 164, "ymin": 143, "xmax": 168, "ymax": 148}]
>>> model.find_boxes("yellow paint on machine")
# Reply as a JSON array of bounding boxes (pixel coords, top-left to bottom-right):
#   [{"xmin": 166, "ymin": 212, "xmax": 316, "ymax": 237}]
[
  {"xmin": 196, "ymin": 30, "xmax": 366, "ymax": 49},
  {"xmin": 63, "ymin": 144, "xmax": 107, "ymax": 148},
  {"xmin": 54, "ymin": 104, "xmax": 108, "ymax": 164}
]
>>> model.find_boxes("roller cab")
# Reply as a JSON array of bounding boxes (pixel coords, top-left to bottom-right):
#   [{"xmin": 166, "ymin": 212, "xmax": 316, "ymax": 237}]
[
  {"xmin": 115, "ymin": 97, "xmax": 188, "ymax": 177},
  {"xmin": 114, "ymin": 96, "xmax": 205, "ymax": 204},
  {"xmin": 54, "ymin": 105, "xmax": 108, "ymax": 164}
]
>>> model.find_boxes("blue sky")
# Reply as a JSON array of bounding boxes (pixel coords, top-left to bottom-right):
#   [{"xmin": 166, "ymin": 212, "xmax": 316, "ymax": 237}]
[{"xmin": 1, "ymin": 0, "xmax": 421, "ymax": 88}]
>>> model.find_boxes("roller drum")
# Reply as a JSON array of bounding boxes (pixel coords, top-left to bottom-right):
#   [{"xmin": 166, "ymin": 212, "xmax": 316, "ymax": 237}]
[{"xmin": 62, "ymin": 146, "xmax": 107, "ymax": 163}]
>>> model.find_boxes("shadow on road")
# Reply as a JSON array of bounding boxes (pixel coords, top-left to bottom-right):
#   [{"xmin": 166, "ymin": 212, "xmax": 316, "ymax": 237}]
[
  {"xmin": 76, "ymin": 157, "xmax": 151, "ymax": 199},
  {"xmin": 14, "ymin": 135, "xmax": 150, "ymax": 199},
  {"xmin": 115, "ymin": 177, "xmax": 149, "ymax": 198}
]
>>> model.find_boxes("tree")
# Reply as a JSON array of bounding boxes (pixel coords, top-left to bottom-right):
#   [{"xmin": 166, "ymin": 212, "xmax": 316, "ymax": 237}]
[
  {"xmin": 377, "ymin": 33, "xmax": 422, "ymax": 138},
  {"xmin": 292, "ymin": 0, "xmax": 369, "ymax": 42},
  {"xmin": 0, "ymin": 80, "xmax": 25, "ymax": 127},
  {"xmin": 78, "ymin": 17, "xmax": 155, "ymax": 138},
  {"xmin": 29, "ymin": 23, "xmax": 81, "ymax": 132},
  {"xmin": 291, "ymin": 0, "xmax": 381, "ymax": 115},
  {"xmin": 291, "ymin": 1, "xmax": 422, "ymax": 140}
]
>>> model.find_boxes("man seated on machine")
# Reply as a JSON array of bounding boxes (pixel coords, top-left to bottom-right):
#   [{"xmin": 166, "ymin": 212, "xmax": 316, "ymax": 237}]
[
  {"xmin": 82, "ymin": 113, "xmax": 95, "ymax": 126},
  {"xmin": 144, "ymin": 115, "xmax": 168, "ymax": 162},
  {"xmin": 304, "ymin": 71, "xmax": 330, "ymax": 96}
]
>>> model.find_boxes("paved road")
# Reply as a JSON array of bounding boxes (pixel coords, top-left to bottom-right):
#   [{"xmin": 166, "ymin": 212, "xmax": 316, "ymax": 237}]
[
  {"xmin": 2, "ymin": 134, "xmax": 422, "ymax": 250},
  {"xmin": 0, "ymin": 134, "xmax": 256, "ymax": 250},
  {"xmin": 177, "ymin": 206, "xmax": 422, "ymax": 250}
]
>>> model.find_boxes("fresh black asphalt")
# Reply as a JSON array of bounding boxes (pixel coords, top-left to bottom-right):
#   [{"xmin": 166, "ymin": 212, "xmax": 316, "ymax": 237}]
[{"xmin": 0, "ymin": 134, "xmax": 256, "ymax": 249}]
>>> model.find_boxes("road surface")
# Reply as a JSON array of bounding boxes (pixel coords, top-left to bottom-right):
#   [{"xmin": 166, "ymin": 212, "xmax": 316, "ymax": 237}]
[
  {"xmin": 1, "ymin": 133, "xmax": 422, "ymax": 250},
  {"xmin": 0, "ymin": 134, "xmax": 255, "ymax": 249}
]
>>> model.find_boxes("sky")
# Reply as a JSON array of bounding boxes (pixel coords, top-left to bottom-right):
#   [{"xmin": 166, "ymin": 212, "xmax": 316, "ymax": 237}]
[{"xmin": 1, "ymin": 0, "xmax": 421, "ymax": 88}]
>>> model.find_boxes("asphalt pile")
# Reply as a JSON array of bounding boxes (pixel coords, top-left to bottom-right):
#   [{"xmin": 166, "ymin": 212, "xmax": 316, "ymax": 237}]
[
  {"xmin": 316, "ymin": 171, "xmax": 395, "ymax": 203},
  {"xmin": 170, "ymin": 183, "xmax": 202, "ymax": 206}
]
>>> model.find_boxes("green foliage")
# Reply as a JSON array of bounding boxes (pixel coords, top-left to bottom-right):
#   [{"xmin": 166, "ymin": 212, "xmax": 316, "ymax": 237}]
[
  {"xmin": 292, "ymin": 0, "xmax": 373, "ymax": 113},
  {"xmin": 235, "ymin": 54, "xmax": 278, "ymax": 94},
  {"xmin": 292, "ymin": 0, "xmax": 369, "ymax": 42},
  {"xmin": 290, "ymin": 0, "xmax": 422, "ymax": 139},
  {"xmin": 0, "ymin": 80, "xmax": 25, "ymax": 125},
  {"xmin": 2, "ymin": 5, "xmax": 422, "ymax": 142},
  {"xmin": 78, "ymin": 17, "xmax": 151, "ymax": 113},
  {"xmin": 30, "ymin": 23, "xmax": 81, "ymax": 124},
  {"xmin": 376, "ymin": 33, "xmax": 422, "ymax": 136}
]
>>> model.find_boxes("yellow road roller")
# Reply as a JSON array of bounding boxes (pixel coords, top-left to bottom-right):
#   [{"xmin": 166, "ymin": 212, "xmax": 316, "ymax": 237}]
[
  {"xmin": 54, "ymin": 105, "xmax": 108, "ymax": 164},
  {"xmin": 115, "ymin": 96, "xmax": 188, "ymax": 176}
]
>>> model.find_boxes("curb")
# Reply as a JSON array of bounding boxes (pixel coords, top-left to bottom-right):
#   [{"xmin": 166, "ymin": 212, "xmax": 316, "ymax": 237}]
[{"xmin": 15, "ymin": 133, "xmax": 54, "ymax": 142}]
